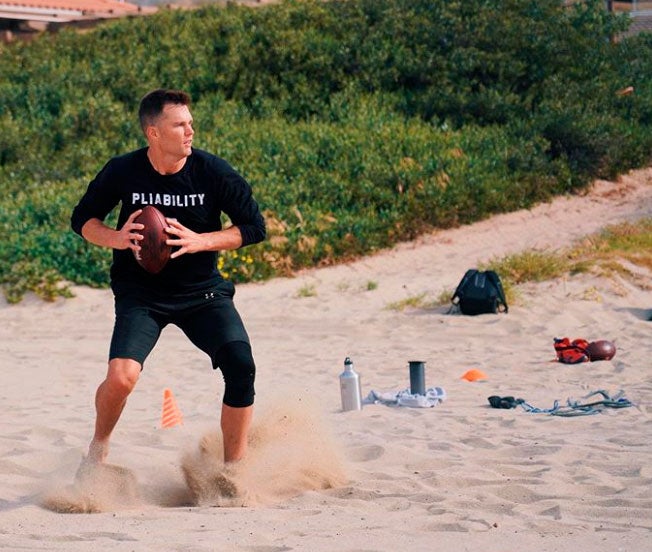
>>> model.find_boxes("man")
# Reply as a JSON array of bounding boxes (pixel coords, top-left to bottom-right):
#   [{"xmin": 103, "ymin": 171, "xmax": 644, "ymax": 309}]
[{"xmin": 71, "ymin": 89, "xmax": 266, "ymax": 467}]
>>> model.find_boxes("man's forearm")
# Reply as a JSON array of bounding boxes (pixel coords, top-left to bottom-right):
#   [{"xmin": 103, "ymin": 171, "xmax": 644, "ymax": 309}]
[
  {"xmin": 201, "ymin": 225, "xmax": 243, "ymax": 252},
  {"xmin": 81, "ymin": 218, "xmax": 121, "ymax": 249}
]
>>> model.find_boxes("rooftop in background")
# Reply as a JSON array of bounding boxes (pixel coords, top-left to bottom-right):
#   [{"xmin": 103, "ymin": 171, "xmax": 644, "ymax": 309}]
[
  {"xmin": 1, "ymin": 1, "xmax": 648, "ymax": 42},
  {"xmin": 613, "ymin": 1, "xmax": 652, "ymax": 37},
  {"xmin": 0, "ymin": 1, "xmax": 147, "ymax": 23},
  {"xmin": 0, "ymin": 1, "xmax": 271, "ymax": 33}
]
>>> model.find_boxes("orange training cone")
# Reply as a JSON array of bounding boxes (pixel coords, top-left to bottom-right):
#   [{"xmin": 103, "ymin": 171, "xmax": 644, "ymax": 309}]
[
  {"xmin": 461, "ymin": 368, "xmax": 488, "ymax": 382},
  {"xmin": 161, "ymin": 388, "xmax": 183, "ymax": 429}
]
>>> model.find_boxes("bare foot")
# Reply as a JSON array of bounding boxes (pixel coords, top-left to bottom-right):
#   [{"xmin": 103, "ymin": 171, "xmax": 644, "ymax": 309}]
[
  {"xmin": 71, "ymin": 456, "xmax": 140, "ymax": 511},
  {"xmin": 87, "ymin": 439, "xmax": 109, "ymax": 464}
]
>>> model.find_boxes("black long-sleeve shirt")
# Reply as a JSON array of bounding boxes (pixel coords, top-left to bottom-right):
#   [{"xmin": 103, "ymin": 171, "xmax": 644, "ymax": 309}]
[{"xmin": 71, "ymin": 148, "xmax": 266, "ymax": 293}]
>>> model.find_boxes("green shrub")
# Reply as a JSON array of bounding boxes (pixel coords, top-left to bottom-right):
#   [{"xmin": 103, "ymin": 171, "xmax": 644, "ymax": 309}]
[{"xmin": 0, "ymin": 0, "xmax": 650, "ymax": 301}]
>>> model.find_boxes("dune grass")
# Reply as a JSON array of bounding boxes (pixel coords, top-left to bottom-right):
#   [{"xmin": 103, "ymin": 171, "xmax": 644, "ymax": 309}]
[
  {"xmin": 481, "ymin": 217, "xmax": 652, "ymax": 305},
  {"xmin": 384, "ymin": 217, "xmax": 651, "ymax": 312},
  {"xmin": 400, "ymin": 216, "xmax": 651, "ymax": 311}
]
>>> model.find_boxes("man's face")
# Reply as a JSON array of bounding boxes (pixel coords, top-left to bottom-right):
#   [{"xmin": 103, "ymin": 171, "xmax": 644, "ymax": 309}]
[{"xmin": 150, "ymin": 103, "xmax": 194, "ymax": 158}]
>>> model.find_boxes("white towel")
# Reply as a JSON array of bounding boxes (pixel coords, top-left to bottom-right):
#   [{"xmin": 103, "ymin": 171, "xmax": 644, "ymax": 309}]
[{"xmin": 362, "ymin": 387, "xmax": 447, "ymax": 408}]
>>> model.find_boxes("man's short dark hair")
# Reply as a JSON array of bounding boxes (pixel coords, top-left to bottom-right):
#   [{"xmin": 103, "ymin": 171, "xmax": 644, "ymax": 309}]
[{"xmin": 138, "ymin": 89, "xmax": 191, "ymax": 133}]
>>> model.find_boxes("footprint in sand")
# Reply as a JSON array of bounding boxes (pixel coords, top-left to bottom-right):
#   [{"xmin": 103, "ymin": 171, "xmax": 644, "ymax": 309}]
[{"xmin": 346, "ymin": 444, "xmax": 385, "ymax": 462}]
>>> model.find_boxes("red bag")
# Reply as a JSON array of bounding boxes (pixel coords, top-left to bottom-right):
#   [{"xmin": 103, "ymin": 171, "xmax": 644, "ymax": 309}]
[{"xmin": 554, "ymin": 337, "xmax": 590, "ymax": 364}]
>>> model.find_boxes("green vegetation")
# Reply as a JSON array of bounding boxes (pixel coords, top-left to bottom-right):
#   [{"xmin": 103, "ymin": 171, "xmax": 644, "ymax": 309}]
[
  {"xmin": 398, "ymin": 217, "xmax": 652, "ymax": 311},
  {"xmin": 481, "ymin": 250, "xmax": 569, "ymax": 305},
  {"xmin": 385, "ymin": 292, "xmax": 434, "ymax": 311},
  {"xmin": 0, "ymin": 0, "xmax": 650, "ymax": 302},
  {"xmin": 480, "ymin": 217, "xmax": 652, "ymax": 305},
  {"xmin": 484, "ymin": 251, "xmax": 570, "ymax": 285},
  {"xmin": 365, "ymin": 280, "xmax": 378, "ymax": 292},
  {"xmin": 296, "ymin": 283, "xmax": 318, "ymax": 298},
  {"xmin": 567, "ymin": 218, "xmax": 652, "ymax": 286},
  {"xmin": 570, "ymin": 218, "xmax": 652, "ymax": 271}
]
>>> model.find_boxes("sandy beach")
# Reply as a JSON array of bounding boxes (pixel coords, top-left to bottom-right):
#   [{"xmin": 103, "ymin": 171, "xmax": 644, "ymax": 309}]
[{"xmin": 1, "ymin": 168, "xmax": 651, "ymax": 551}]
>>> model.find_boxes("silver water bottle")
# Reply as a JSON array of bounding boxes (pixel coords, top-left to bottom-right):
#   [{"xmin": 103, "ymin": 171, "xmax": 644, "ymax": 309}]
[{"xmin": 340, "ymin": 357, "xmax": 362, "ymax": 411}]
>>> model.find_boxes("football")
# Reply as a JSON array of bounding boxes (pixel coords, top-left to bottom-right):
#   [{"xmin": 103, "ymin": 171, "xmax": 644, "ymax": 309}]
[
  {"xmin": 587, "ymin": 340, "xmax": 616, "ymax": 361},
  {"xmin": 132, "ymin": 206, "xmax": 171, "ymax": 274}
]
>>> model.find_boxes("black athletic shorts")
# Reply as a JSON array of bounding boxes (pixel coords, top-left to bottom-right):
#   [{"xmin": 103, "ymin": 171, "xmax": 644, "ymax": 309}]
[{"xmin": 109, "ymin": 280, "xmax": 250, "ymax": 367}]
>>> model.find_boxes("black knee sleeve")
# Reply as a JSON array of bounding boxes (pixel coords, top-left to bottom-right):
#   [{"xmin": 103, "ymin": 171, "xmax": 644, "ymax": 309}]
[{"xmin": 213, "ymin": 341, "xmax": 256, "ymax": 408}]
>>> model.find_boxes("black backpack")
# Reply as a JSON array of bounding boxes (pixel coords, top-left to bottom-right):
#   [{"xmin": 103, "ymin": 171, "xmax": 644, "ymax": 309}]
[{"xmin": 451, "ymin": 269, "xmax": 508, "ymax": 315}]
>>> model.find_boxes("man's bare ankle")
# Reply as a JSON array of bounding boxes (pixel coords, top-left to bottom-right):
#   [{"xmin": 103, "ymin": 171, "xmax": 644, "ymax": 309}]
[{"xmin": 87, "ymin": 440, "xmax": 109, "ymax": 463}]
